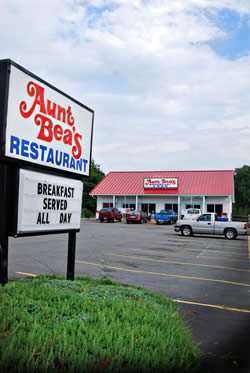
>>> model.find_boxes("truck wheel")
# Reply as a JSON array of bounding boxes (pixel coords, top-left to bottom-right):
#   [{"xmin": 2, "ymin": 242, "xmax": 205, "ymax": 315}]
[
  {"xmin": 100, "ymin": 219, "xmax": 104, "ymax": 223},
  {"xmin": 156, "ymin": 221, "xmax": 159, "ymax": 225},
  {"xmin": 224, "ymin": 229, "xmax": 236, "ymax": 240},
  {"xmin": 181, "ymin": 226, "xmax": 192, "ymax": 237}
]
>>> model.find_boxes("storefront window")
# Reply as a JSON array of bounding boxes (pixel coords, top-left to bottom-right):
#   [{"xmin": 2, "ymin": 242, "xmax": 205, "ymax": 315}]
[
  {"xmin": 165, "ymin": 203, "xmax": 178, "ymax": 213},
  {"xmin": 186, "ymin": 204, "xmax": 200, "ymax": 209},
  {"xmin": 123, "ymin": 204, "xmax": 136, "ymax": 210},
  {"xmin": 141, "ymin": 204, "xmax": 155, "ymax": 214},
  {"xmin": 103, "ymin": 203, "xmax": 113, "ymax": 208},
  {"xmin": 207, "ymin": 204, "xmax": 223, "ymax": 215}
]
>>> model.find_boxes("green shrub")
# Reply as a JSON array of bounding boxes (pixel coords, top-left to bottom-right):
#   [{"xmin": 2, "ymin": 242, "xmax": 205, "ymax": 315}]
[{"xmin": 82, "ymin": 208, "xmax": 94, "ymax": 218}]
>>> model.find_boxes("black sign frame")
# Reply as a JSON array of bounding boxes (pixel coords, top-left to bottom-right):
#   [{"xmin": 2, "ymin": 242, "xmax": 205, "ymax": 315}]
[{"xmin": 0, "ymin": 59, "xmax": 94, "ymax": 285}]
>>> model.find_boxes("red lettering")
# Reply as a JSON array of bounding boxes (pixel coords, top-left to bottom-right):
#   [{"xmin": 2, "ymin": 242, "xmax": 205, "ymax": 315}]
[
  {"xmin": 35, "ymin": 114, "xmax": 53, "ymax": 142},
  {"xmin": 47, "ymin": 100, "xmax": 56, "ymax": 118},
  {"xmin": 20, "ymin": 81, "xmax": 47, "ymax": 119},
  {"xmin": 63, "ymin": 129, "xmax": 73, "ymax": 145},
  {"xmin": 57, "ymin": 105, "xmax": 66, "ymax": 123},
  {"xmin": 54, "ymin": 125, "xmax": 63, "ymax": 141},
  {"xmin": 72, "ymin": 133, "xmax": 82, "ymax": 160},
  {"xmin": 67, "ymin": 106, "xmax": 75, "ymax": 126}
]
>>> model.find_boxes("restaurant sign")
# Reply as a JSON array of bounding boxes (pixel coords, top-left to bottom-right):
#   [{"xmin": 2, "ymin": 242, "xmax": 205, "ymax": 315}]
[
  {"xmin": 144, "ymin": 178, "xmax": 178, "ymax": 189},
  {"xmin": 2, "ymin": 60, "xmax": 93, "ymax": 176}
]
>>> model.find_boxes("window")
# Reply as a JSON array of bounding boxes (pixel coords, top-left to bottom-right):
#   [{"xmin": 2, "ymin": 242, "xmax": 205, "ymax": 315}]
[
  {"xmin": 165, "ymin": 203, "xmax": 178, "ymax": 213},
  {"xmin": 122, "ymin": 204, "xmax": 136, "ymax": 210},
  {"xmin": 103, "ymin": 203, "xmax": 113, "ymax": 208},
  {"xmin": 186, "ymin": 204, "xmax": 200, "ymax": 209},
  {"xmin": 141, "ymin": 204, "xmax": 156, "ymax": 214},
  {"xmin": 199, "ymin": 214, "xmax": 211, "ymax": 222},
  {"xmin": 207, "ymin": 204, "xmax": 223, "ymax": 216},
  {"xmin": 165, "ymin": 204, "xmax": 172, "ymax": 210},
  {"xmin": 207, "ymin": 204, "xmax": 214, "ymax": 212}
]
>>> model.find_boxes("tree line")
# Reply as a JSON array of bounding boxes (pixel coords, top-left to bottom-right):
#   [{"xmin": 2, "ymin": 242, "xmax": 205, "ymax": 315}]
[{"xmin": 234, "ymin": 165, "xmax": 250, "ymax": 216}]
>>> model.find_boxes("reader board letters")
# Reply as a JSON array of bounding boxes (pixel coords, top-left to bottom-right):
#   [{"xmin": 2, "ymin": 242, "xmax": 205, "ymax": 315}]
[
  {"xmin": 144, "ymin": 178, "xmax": 178, "ymax": 189},
  {"xmin": 5, "ymin": 64, "xmax": 93, "ymax": 176},
  {"xmin": 17, "ymin": 169, "xmax": 83, "ymax": 233}
]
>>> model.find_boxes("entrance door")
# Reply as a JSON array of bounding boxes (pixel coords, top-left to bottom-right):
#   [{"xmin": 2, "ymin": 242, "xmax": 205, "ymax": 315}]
[{"xmin": 141, "ymin": 204, "xmax": 156, "ymax": 214}]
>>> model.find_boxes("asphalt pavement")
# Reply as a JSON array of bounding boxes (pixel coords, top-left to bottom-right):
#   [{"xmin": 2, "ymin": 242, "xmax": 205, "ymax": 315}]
[{"xmin": 7, "ymin": 219, "xmax": 250, "ymax": 372}]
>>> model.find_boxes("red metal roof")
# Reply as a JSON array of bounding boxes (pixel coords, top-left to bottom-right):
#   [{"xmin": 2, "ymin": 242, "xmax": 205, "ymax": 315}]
[{"xmin": 90, "ymin": 170, "xmax": 234, "ymax": 196}]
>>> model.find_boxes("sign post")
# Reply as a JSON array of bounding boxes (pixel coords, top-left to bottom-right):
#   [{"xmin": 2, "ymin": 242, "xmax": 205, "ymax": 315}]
[
  {"xmin": 0, "ymin": 59, "xmax": 94, "ymax": 285},
  {"xmin": 67, "ymin": 231, "xmax": 76, "ymax": 281}
]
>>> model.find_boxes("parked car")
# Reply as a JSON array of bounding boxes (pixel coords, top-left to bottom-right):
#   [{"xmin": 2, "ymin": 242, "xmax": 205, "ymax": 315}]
[
  {"xmin": 155, "ymin": 209, "xmax": 178, "ymax": 225},
  {"xmin": 126, "ymin": 211, "xmax": 148, "ymax": 224},
  {"xmin": 174, "ymin": 212, "xmax": 247, "ymax": 239},
  {"xmin": 181, "ymin": 208, "xmax": 202, "ymax": 220},
  {"xmin": 99, "ymin": 208, "xmax": 122, "ymax": 223}
]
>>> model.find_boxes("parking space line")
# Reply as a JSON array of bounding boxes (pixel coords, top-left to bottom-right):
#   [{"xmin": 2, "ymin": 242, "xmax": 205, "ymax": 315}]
[
  {"xmin": 105, "ymin": 253, "xmax": 250, "ymax": 273},
  {"xmin": 151, "ymin": 245, "xmax": 248, "ymax": 256},
  {"xmin": 128, "ymin": 248, "xmax": 249, "ymax": 263},
  {"xmin": 76, "ymin": 260, "xmax": 250, "ymax": 287},
  {"xmin": 16, "ymin": 272, "xmax": 38, "ymax": 277},
  {"xmin": 173, "ymin": 299, "xmax": 250, "ymax": 313},
  {"xmin": 158, "ymin": 239, "xmax": 248, "ymax": 250}
]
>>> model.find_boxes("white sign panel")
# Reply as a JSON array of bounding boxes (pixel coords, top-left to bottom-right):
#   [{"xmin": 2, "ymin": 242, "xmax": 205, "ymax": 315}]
[
  {"xmin": 144, "ymin": 178, "xmax": 178, "ymax": 189},
  {"xmin": 17, "ymin": 169, "xmax": 83, "ymax": 233},
  {"xmin": 5, "ymin": 64, "xmax": 93, "ymax": 176}
]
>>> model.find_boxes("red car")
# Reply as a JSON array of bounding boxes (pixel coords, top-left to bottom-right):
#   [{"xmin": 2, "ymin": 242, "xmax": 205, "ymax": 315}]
[
  {"xmin": 126, "ymin": 211, "xmax": 148, "ymax": 224},
  {"xmin": 99, "ymin": 208, "xmax": 122, "ymax": 223}
]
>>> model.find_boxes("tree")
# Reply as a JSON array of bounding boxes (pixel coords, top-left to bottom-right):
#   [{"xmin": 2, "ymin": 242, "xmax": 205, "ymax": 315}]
[
  {"xmin": 82, "ymin": 160, "xmax": 105, "ymax": 215},
  {"xmin": 234, "ymin": 165, "xmax": 250, "ymax": 211}
]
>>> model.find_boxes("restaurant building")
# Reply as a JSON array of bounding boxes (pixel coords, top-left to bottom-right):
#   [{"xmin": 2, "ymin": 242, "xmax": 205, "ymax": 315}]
[{"xmin": 90, "ymin": 170, "xmax": 234, "ymax": 220}]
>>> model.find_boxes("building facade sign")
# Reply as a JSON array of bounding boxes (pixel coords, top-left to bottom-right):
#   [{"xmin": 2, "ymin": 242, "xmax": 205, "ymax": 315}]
[
  {"xmin": 17, "ymin": 169, "xmax": 83, "ymax": 233},
  {"xmin": 144, "ymin": 178, "xmax": 178, "ymax": 189},
  {"xmin": 4, "ymin": 63, "xmax": 93, "ymax": 176}
]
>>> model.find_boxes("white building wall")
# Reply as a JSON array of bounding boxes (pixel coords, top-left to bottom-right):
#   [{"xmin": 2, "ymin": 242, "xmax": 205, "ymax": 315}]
[
  {"xmin": 205, "ymin": 196, "xmax": 231, "ymax": 215},
  {"xmin": 96, "ymin": 196, "xmax": 113, "ymax": 211}
]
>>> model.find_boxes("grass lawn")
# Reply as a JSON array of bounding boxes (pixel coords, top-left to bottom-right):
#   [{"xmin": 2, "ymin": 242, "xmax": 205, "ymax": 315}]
[{"xmin": 0, "ymin": 276, "xmax": 201, "ymax": 372}]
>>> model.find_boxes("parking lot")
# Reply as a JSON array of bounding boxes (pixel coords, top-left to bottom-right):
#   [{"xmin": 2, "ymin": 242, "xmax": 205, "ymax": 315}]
[{"xmin": 8, "ymin": 219, "xmax": 250, "ymax": 372}]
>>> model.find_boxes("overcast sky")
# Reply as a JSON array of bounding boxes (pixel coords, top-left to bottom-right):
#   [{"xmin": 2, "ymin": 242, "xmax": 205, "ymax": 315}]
[{"xmin": 1, "ymin": 0, "xmax": 250, "ymax": 174}]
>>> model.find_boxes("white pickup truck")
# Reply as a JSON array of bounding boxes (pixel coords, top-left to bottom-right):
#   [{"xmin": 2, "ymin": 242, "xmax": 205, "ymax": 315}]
[{"xmin": 174, "ymin": 213, "xmax": 247, "ymax": 240}]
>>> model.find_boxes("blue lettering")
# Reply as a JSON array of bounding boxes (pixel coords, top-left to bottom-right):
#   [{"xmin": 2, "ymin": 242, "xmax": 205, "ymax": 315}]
[
  {"xmin": 83, "ymin": 159, "xmax": 88, "ymax": 172},
  {"xmin": 21, "ymin": 139, "xmax": 29, "ymax": 157},
  {"xmin": 55, "ymin": 150, "xmax": 62, "ymax": 166},
  {"xmin": 47, "ymin": 148, "xmax": 54, "ymax": 164},
  {"xmin": 10, "ymin": 136, "xmax": 20, "ymax": 155},
  {"xmin": 30, "ymin": 142, "xmax": 39, "ymax": 160},
  {"xmin": 63, "ymin": 153, "xmax": 69, "ymax": 168},
  {"xmin": 40, "ymin": 145, "xmax": 47, "ymax": 161},
  {"xmin": 70, "ymin": 157, "xmax": 75, "ymax": 169},
  {"xmin": 76, "ymin": 159, "xmax": 82, "ymax": 171}
]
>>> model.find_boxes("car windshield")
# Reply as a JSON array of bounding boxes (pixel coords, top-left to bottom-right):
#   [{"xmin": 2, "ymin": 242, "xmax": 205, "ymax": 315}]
[{"xmin": 100, "ymin": 208, "xmax": 113, "ymax": 212}]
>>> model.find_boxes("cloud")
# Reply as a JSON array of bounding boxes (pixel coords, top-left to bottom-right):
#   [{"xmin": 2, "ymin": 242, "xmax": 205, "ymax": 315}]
[{"xmin": 0, "ymin": 0, "xmax": 250, "ymax": 173}]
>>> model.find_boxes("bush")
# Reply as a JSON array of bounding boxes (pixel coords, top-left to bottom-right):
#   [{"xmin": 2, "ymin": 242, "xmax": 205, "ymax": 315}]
[{"xmin": 82, "ymin": 208, "xmax": 94, "ymax": 218}]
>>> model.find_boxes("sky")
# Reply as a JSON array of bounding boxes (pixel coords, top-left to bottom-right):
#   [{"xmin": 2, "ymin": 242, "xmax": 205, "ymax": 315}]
[{"xmin": 1, "ymin": 0, "xmax": 250, "ymax": 174}]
